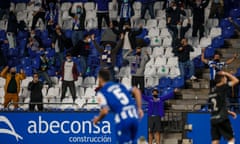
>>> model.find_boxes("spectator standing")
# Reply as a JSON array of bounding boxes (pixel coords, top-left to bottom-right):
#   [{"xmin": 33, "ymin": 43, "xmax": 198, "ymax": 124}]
[
  {"xmin": 28, "ymin": 73, "xmax": 43, "ymax": 111},
  {"xmin": 166, "ymin": 1, "xmax": 186, "ymax": 41},
  {"xmin": 124, "ymin": 47, "xmax": 150, "ymax": 92},
  {"xmin": 201, "ymin": 48, "xmax": 237, "ymax": 91},
  {"xmin": 6, "ymin": 11, "xmax": 18, "ymax": 49},
  {"xmin": 141, "ymin": 0, "xmax": 155, "ymax": 19},
  {"xmin": 52, "ymin": 25, "xmax": 67, "ymax": 66},
  {"xmin": 27, "ymin": 30, "xmax": 42, "ymax": 53},
  {"xmin": 95, "ymin": 0, "xmax": 110, "ymax": 32},
  {"xmin": 176, "ymin": 38, "xmax": 197, "ymax": 80},
  {"xmin": 71, "ymin": 34, "xmax": 91, "ymax": 76},
  {"xmin": 122, "ymin": 22, "xmax": 143, "ymax": 55},
  {"xmin": 0, "ymin": 0, "xmax": 10, "ymax": 20},
  {"xmin": 29, "ymin": 0, "xmax": 46, "ymax": 30},
  {"xmin": 189, "ymin": 0, "xmax": 209, "ymax": 39},
  {"xmin": 69, "ymin": 4, "xmax": 86, "ymax": 47},
  {"xmin": 59, "ymin": 53, "xmax": 78, "ymax": 102},
  {"xmin": 209, "ymin": 0, "xmax": 224, "ymax": 19},
  {"xmin": 38, "ymin": 48, "xmax": 53, "ymax": 88},
  {"xmin": 142, "ymin": 88, "xmax": 176, "ymax": 144},
  {"xmin": 0, "ymin": 66, "xmax": 26, "ymax": 108},
  {"xmin": 45, "ymin": 2, "xmax": 59, "ymax": 37},
  {"xmin": 118, "ymin": 0, "xmax": 134, "ymax": 31},
  {"xmin": 92, "ymin": 33, "xmax": 124, "ymax": 80}
]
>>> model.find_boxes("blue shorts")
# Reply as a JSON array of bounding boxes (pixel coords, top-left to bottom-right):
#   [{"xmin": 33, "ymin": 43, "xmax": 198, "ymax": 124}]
[{"xmin": 115, "ymin": 118, "xmax": 138, "ymax": 144}]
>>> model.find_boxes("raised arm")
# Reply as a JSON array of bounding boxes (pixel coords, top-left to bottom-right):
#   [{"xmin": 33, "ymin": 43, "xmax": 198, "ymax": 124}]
[
  {"xmin": 225, "ymin": 53, "xmax": 238, "ymax": 65},
  {"xmin": 68, "ymin": 5, "xmax": 75, "ymax": 18},
  {"xmin": 0, "ymin": 66, "xmax": 9, "ymax": 78},
  {"xmin": 91, "ymin": 34, "xmax": 104, "ymax": 53},
  {"xmin": 132, "ymin": 87, "xmax": 144, "ymax": 119},
  {"xmin": 201, "ymin": 48, "xmax": 209, "ymax": 64},
  {"xmin": 112, "ymin": 33, "xmax": 124, "ymax": 53}
]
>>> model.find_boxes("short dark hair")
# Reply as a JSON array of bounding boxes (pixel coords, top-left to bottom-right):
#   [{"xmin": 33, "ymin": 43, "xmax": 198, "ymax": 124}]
[
  {"xmin": 214, "ymin": 74, "xmax": 224, "ymax": 85},
  {"xmin": 98, "ymin": 69, "xmax": 111, "ymax": 82},
  {"xmin": 152, "ymin": 88, "xmax": 159, "ymax": 94}
]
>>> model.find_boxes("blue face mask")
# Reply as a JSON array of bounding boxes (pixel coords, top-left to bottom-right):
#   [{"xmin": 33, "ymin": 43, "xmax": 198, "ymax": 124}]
[
  {"xmin": 105, "ymin": 45, "xmax": 112, "ymax": 51},
  {"xmin": 124, "ymin": 0, "xmax": 128, "ymax": 3}
]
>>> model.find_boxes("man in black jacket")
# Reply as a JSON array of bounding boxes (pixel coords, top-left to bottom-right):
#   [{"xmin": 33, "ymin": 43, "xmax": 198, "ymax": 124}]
[
  {"xmin": 68, "ymin": 4, "xmax": 86, "ymax": 47},
  {"xmin": 6, "ymin": 11, "xmax": 18, "ymax": 49},
  {"xmin": 28, "ymin": 73, "xmax": 43, "ymax": 111},
  {"xmin": 189, "ymin": 0, "xmax": 209, "ymax": 39}
]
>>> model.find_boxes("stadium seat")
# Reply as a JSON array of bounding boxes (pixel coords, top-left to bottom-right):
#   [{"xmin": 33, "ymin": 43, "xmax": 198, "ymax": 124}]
[
  {"xmin": 167, "ymin": 57, "xmax": 178, "ymax": 67},
  {"xmin": 162, "ymin": 37, "xmax": 172, "ymax": 48},
  {"xmin": 209, "ymin": 27, "xmax": 222, "ymax": 38},
  {"xmin": 15, "ymin": 3, "xmax": 26, "ymax": 12},
  {"xmin": 148, "ymin": 27, "xmax": 160, "ymax": 37},
  {"xmin": 144, "ymin": 66, "xmax": 156, "ymax": 77},
  {"xmin": 150, "ymin": 36, "xmax": 162, "ymax": 46},
  {"xmin": 158, "ymin": 77, "xmax": 171, "ymax": 88},
  {"xmin": 160, "ymin": 28, "xmax": 171, "ymax": 38},
  {"xmin": 169, "ymin": 66, "xmax": 181, "ymax": 78},
  {"xmin": 156, "ymin": 66, "xmax": 169, "ymax": 77},
  {"xmin": 84, "ymin": 87, "xmax": 96, "ymax": 98},
  {"xmin": 23, "ymin": 66, "xmax": 33, "ymax": 76},
  {"xmin": 158, "ymin": 19, "xmax": 166, "ymax": 29},
  {"xmin": 229, "ymin": 8, "xmax": 240, "ymax": 18},
  {"xmin": 171, "ymin": 76, "xmax": 184, "ymax": 88},
  {"xmin": 61, "ymin": 2, "xmax": 72, "ymax": 11},
  {"xmin": 152, "ymin": 46, "xmax": 164, "ymax": 57},
  {"xmin": 146, "ymin": 19, "xmax": 158, "ymax": 29},
  {"xmin": 121, "ymin": 77, "xmax": 132, "ymax": 89},
  {"xmin": 154, "ymin": 56, "xmax": 167, "ymax": 67},
  {"xmin": 199, "ymin": 37, "xmax": 212, "ymax": 48}
]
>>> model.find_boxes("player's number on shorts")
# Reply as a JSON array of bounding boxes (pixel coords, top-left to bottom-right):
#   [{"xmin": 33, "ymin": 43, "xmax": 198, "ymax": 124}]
[
  {"xmin": 113, "ymin": 88, "xmax": 129, "ymax": 105},
  {"xmin": 211, "ymin": 98, "xmax": 218, "ymax": 111}
]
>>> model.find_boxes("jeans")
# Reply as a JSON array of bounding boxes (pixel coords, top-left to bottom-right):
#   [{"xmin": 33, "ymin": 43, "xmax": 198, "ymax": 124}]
[
  {"xmin": 55, "ymin": 52, "xmax": 64, "ymax": 66},
  {"xmin": 6, "ymin": 32, "xmax": 16, "ymax": 48},
  {"xmin": 72, "ymin": 30, "xmax": 84, "ymax": 47},
  {"xmin": 179, "ymin": 60, "xmax": 195, "ymax": 79},
  {"xmin": 38, "ymin": 71, "xmax": 53, "ymax": 88},
  {"xmin": 79, "ymin": 56, "xmax": 88, "ymax": 76},
  {"xmin": 141, "ymin": 2, "xmax": 155, "ymax": 19},
  {"xmin": 192, "ymin": 23, "xmax": 204, "ymax": 39},
  {"xmin": 61, "ymin": 80, "xmax": 76, "ymax": 102}
]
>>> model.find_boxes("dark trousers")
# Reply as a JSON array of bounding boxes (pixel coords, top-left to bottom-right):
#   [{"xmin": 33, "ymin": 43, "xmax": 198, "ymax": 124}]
[
  {"xmin": 192, "ymin": 22, "xmax": 204, "ymax": 39},
  {"xmin": 119, "ymin": 18, "xmax": 131, "ymax": 31},
  {"xmin": 29, "ymin": 101, "xmax": 43, "ymax": 111},
  {"xmin": 132, "ymin": 76, "xmax": 144, "ymax": 93},
  {"xmin": 61, "ymin": 80, "xmax": 76, "ymax": 102},
  {"xmin": 31, "ymin": 11, "xmax": 46, "ymax": 30},
  {"xmin": 141, "ymin": 2, "xmax": 155, "ymax": 19},
  {"xmin": 97, "ymin": 12, "xmax": 110, "ymax": 30}
]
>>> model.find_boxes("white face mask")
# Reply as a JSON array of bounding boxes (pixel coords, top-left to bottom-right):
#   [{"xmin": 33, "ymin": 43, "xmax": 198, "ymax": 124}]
[
  {"xmin": 88, "ymin": 38, "xmax": 91, "ymax": 43},
  {"xmin": 173, "ymin": 6, "xmax": 177, "ymax": 10},
  {"xmin": 31, "ymin": 34, "xmax": 35, "ymax": 38},
  {"xmin": 67, "ymin": 58, "xmax": 72, "ymax": 62}
]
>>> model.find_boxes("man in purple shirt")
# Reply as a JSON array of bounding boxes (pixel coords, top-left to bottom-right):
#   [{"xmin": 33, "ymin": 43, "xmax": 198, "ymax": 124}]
[{"xmin": 142, "ymin": 88, "xmax": 176, "ymax": 144}]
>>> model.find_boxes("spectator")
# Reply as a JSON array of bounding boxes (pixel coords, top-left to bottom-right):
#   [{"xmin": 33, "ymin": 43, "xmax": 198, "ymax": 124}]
[
  {"xmin": 101, "ymin": 21, "xmax": 121, "ymax": 45},
  {"xmin": 124, "ymin": 47, "xmax": 150, "ymax": 93},
  {"xmin": 0, "ymin": 44, "xmax": 6, "ymax": 71},
  {"xmin": 59, "ymin": 53, "xmax": 78, "ymax": 102},
  {"xmin": 92, "ymin": 33, "xmax": 124, "ymax": 80},
  {"xmin": 166, "ymin": 1, "xmax": 186, "ymax": 41},
  {"xmin": 0, "ymin": 0, "xmax": 10, "ymax": 20},
  {"xmin": 142, "ymin": 88, "xmax": 176, "ymax": 144},
  {"xmin": 95, "ymin": 0, "xmax": 110, "ymax": 32},
  {"xmin": 201, "ymin": 48, "xmax": 237, "ymax": 91},
  {"xmin": 6, "ymin": 11, "xmax": 18, "ymax": 49},
  {"xmin": 118, "ymin": 0, "xmax": 134, "ymax": 31},
  {"xmin": 176, "ymin": 38, "xmax": 197, "ymax": 80},
  {"xmin": 27, "ymin": 30, "xmax": 42, "ymax": 53},
  {"xmin": 45, "ymin": 2, "xmax": 59, "ymax": 37},
  {"xmin": 68, "ymin": 4, "xmax": 86, "ymax": 47},
  {"xmin": 189, "ymin": 0, "xmax": 209, "ymax": 39},
  {"xmin": 29, "ymin": 0, "xmax": 46, "ymax": 30},
  {"xmin": 28, "ymin": 73, "xmax": 43, "ymax": 111},
  {"xmin": 0, "ymin": 66, "xmax": 26, "ymax": 108},
  {"xmin": 38, "ymin": 48, "xmax": 53, "ymax": 88},
  {"xmin": 209, "ymin": 0, "xmax": 224, "ymax": 19},
  {"xmin": 52, "ymin": 25, "xmax": 67, "ymax": 66},
  {"xmin": 122, "ymin": 22, "xmax": 143, "ymax": 55},
  {"xmin": 71, "ymin": 34, "xmax": 91, "ymax": 76},
  {"xmin": 141, "ymin": 0, "xmax": 155, "ymax": 19}
]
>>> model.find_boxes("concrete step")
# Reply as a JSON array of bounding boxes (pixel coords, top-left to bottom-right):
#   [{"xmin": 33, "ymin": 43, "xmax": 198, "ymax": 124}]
[
  {"xmin": 181, "ymin": 89, "xmax": 209, "ymax": 100},
  {"xmin": 225, "ymin": 39, "xmax": 240, "ymax": 49},
  {"xmin": 185, "ymin": 79, "xmax": 210, "ymax": 89},
  {"xmin": 171, "ymin": 104, "xmax": 201, "ymax": 111},
  {"xmin": 163, "ymin": 139, "xmax": 179, "ymax": 144},
  {"xmin": 168, "ymin": 99, "xmax": 206, "ymax": 105}
]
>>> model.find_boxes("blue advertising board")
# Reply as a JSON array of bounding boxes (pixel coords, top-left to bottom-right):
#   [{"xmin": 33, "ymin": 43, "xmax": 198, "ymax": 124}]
[
  {"xmin": 0, "ymin": 112, "xmax": 148, "ymax": 144},
  {"xmin": 187, "ymin": 113, "xmax": 240, "ymax": 144}
]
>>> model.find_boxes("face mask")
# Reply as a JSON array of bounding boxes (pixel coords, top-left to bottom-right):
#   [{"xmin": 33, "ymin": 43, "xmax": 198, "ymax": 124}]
[
  {"xmin": 196, "ymin": 2, "xmax": 201, "ymax": 6},
  {"xmin": 124, "ymin": 0, "xmax": 128, "ymax": 3},
  {"xmin": 31, "ymin": 34, "xmax": 35, "ymax": 38},
  {"xmin": 105, "ymin": 45, "xmax": 112, "ymax": 51},
  {"xmin": 173, "ymin": 6, "xmax": 177, "ymax": 10},
  {"xmin": 77, "ymin": 8, "xmax": 81, "ymax": 13},
  {"xmin": 11, "ymin": 72, "xmax": 16, "ymax": 75},
  {"xmin": 87, "ymin": 38, "xmax": 91, "ymax": 43},
  {"xmin": 153, "ymin": 95, "xmax": 158, "ymax": 98},
  {"xmin": 67, "ymin": 58, "xmax": 72, "ymax": 62}
]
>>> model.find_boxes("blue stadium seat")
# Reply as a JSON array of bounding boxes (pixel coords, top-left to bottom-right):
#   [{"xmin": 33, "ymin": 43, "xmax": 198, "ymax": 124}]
[
  {"xmin": 193, "ymin": 56, "xmax": 205, "ymax": 68},
  {"xmin": 18, "ymin": 38, "xmax": 27, "ymax": 56},
  {"xmin": 158, "ymin": 77, "xmax": 171, "ymax": 88},
  {"xmin": 222, "ymin": 26, "xmax": 235, "ymax": 38},
  {"xmin": 41, "ymin": 30, "xmax": 49, "ymax": 39},
  {"xmin": 211, "ymin": 36, "xmax": 224, "ymax": 48},
  {"xmin": 24, "ymin": 66, "xmax": 33, "ymax": 76},
  {"xmin": 0, "ymin": 30, "xmax": 6, "ymax": 40},
  {"xmin": 21, "ymin": 57, "xmax": 31, "ymax": 66},
  {"xmin": 229, "ymin": 8, "xmax": 240, "ymax": 18},
  {"xmin": 17, "ymin": 30, "xmax": 28, "ymax": 40},
  {"xmin": 47, "ymin": 66, "xmax": 56, "ymax": 76},
  {"xmin": 204, "ymin": 45, "xmax": 215, "ymax": 58},
  {"xmin": 64, "ymin": 29, "xmax": 72, "ymax": 39},
  {"xmin": 219, "ymin": 18, "xmax": 232, "ymax": 28},
  {"xmin": 161, "ymin": 87, "xmax": 174, "ymax": 96},
  {"xmin": 170, "ymin": 76, "xmax": 184, "ymax": 88},
  {"xmin": 31, "ymin": 56, "xmax": 40, "ymax": 69},
  {"xmin": 42, "ymin": 38, "xmax": 52, "ymax": 48},
  {"xmin": 8, "ymin": 48, "xmax": 18, "ymax": 57}
]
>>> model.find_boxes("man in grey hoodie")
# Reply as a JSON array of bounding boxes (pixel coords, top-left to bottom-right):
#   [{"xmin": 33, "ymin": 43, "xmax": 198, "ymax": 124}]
[{"xmin": 124, "ymin": 47, "xmax": 150, "ymax": 92}]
